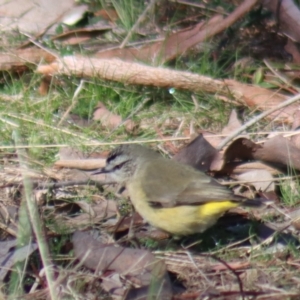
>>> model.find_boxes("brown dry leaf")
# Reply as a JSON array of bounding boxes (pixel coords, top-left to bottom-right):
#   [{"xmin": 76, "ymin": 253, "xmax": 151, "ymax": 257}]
[
  {"xmin": 93, "ymin": 102, "xmax": 135, "ymax": 132},
  {"xmin": 0, "ymin": 0, "xmax": 74, "ymax": 34},
  {"xmin": 224, "ymin": 79, "xmax": 296, "ymax": 123},
  {"xmin": 94, "ymin": 9, "xmax": 119, "ymax": 22},
  {"xmin": 0, "ymin": 240, "xmax": 38, "ymax": 280},
  {"xmin": 95, "ymin": 0, "xmax": 258, "ymax": 64},
  {"xmin": 74, "ymin": 201, "xmax": 97, "ymax": 218},
  {"xmin": 202, "ymin": 110, "xmax": 243, "ymax": 152},
  {"xmin": 285, "ymin": 39, "xmax": 300, "ymax": 64},
  {"xmin": 291, "ymin": 110, "xmax": 300, "ymax": 148},
  {"xmin": 0, "ymin": 48, "xmax": 55, "ymax": 72},
  {"xmin": 52, "ymin": 199, "xmax": 117, "ymax": 232},
  {"xmin": 222, "ymin": 138, "xmax": 261, "ymax": 162},
  {"xmin": 263, "ymin": 0, "xmax": 300, "ymax": 42},
  {"xmin": 222, "ymin": 161, "xmax": 281, "ymax": 176},
  {"xmin": 51, "ymin": 26, "xmax": 112, "ymax": 46},
  {"xmin": 202, "ymin": 131, "xmax": 224, "ymax": 148},
  {"xmin": 253, "ymin": 135, "xmax": 300, "ymax": 171},
  {"xmin": 221, "ymin": 109, "xmax": 243, "ymax": 136},
  {"xmin": 173, "ymin": 133, "xmax": 219, "ymax": 172},
  {"xmin": 235, "ymin": 170, "xmax": 275, "ymax": 192},
  {"xmin": 61, "ymin": 5, "xmax": 88, "ymax": 26},
  {"xmin": 213, "ymin": 135, "xmax": 300, "ymax": 174},
  {"xmin": 207, "ymin": 110, "xmax": 244, "ymax": 171},
  {"xmin": 95, "ymin": 16, "xmax": 221, "ymax": 64},
  {"xmin": 289, "ymin": 207, "xmax": 300, "ymax": 230},
  {"xmin": 72, "ymin": 231, "xmax": 172, "ymax": 299},
  {"xmin": 210, "ymin": 138, "xmax": 261, "ymax": 172},
  {"xmin": 101, "ymin": 274, "xmax": 125, "ymax": 299},
  {"xmin": 105, "ymin": 212, "xmax": 144, "ymax": 234}
]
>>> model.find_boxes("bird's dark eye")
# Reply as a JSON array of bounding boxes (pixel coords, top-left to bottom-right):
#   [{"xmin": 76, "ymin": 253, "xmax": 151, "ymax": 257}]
[{"xmin": 113, "ymin": 160, "xmax": 129, "ymax": 171}]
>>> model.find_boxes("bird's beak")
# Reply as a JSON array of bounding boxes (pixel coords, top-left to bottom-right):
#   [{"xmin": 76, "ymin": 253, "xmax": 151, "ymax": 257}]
[{"xmin": 91, "ymin": 167, "xmax": 109, "ymax": 175}]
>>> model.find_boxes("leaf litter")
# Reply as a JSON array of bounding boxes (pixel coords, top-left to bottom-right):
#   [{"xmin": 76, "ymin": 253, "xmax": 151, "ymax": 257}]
[{"xmin": 1, "ymin": 0, "xmax": 300, "ymax": 299}]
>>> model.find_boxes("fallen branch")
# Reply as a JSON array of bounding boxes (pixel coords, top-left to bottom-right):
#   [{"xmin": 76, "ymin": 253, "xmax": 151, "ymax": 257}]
[{"xmin": 37, "ymin": 56, "xmax": 294, "ymax": 123}]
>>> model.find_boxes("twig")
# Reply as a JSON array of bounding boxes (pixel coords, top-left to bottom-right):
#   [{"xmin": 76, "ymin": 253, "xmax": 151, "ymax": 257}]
[
  {"xmin": 217, "ymin": 92, "xmax": 300, "ymax": 150},
  {"xmin": 0, "ymin": 180, "xmax": 106, "ymax": 190},
  {"xmin": 200, "ymin": 253, "xmax": 245, "ymax": 300},
  {"xmin": 0, "ymin": 137, "xmax": 191, "ymax": 150},
  {"xmin": 2, "ymin": 112, "xmax": 92, "ymax": 141},
  {"xmin": 220, "ymin": 175, "xmax": 300, "ymax": 185},
  {"xmin": 185, "ymin": 251, "xmax": 211, "ymax": 285},
  {"xmin": 18, "ymin": 32, "xmax": 58, "ymax": 59}
]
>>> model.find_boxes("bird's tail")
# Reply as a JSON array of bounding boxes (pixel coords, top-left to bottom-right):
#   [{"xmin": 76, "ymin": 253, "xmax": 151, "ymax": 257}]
[{"xmin": 240, "ymin": 198, "xmax": 266, "ymax": 207}]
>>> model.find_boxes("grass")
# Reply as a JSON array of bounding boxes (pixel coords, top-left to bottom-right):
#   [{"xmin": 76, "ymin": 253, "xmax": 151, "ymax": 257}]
[
  {"xmin": 1, "ymin": 0, "xmax": 300, "ymax": 299},
  {"xmin": 280, "ymin": 176, "xmax": 300, "ymax": 207}
]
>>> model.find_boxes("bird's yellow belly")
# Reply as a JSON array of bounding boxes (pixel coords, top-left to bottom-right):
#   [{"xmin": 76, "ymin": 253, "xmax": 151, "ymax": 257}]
[
  {"xmin": 127, "ymin": 183, "xmax": 238, "ymax": 235},
  {"xmin": 148, "ymin": 203, "xmax": 237, "ymax": 235}
]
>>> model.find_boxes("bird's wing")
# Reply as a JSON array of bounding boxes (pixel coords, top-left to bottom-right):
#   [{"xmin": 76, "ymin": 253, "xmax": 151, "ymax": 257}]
[{"xmin": 139, "ymin": 158, "xmax": 238, "ymax": 208}]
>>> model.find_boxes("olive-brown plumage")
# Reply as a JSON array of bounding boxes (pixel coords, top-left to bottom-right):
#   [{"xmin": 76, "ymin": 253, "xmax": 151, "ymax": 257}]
[{"xmin": 96, "ymin": 144, "xmax": 262, "ymax": 235}]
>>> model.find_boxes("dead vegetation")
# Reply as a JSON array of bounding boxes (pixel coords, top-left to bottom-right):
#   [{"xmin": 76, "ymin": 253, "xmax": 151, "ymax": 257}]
[{"xmin": 1, "ymin": 0, "xmax": 300, "ymax": 299}]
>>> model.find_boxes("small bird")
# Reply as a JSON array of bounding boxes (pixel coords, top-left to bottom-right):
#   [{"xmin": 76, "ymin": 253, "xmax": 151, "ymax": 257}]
[{"xmin": 94, "ymin": 144, "xmax": 262, "ymax": 235}]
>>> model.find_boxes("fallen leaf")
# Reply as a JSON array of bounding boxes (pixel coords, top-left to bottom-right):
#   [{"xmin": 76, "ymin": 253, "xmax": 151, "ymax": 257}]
[
  {"xmin": 93, "ymin": 102, "xmax": 136, "ymax": 132},
  {"xmin": 223, "ymin": 138, "xmax": 261, "ymax": 162},
  {"xmin": 61, "ymin": 5, "xmax": 88, "ymax": 26},
  {"xmin": 94, "ymin": 9, "xmax": 119, "ymax": 22},
  {"xmin": 263, "ymin": 0, "xmax": 300, "ymax": 42},
  {"xmin": 51, "ymin": 26, "xmax": 112, "ymax": 46},
  {"xmin": 202, "ymin": 131, "xmax": 224, "ymax": 148},
  {"xmin": 291, "ymin": 110, "xmax": 300, "ymax": 148},
  {"xmin": 285, "ymin": 39, "xmax": 300, "ymax": 64},
  {"xmin": 253, "ymin": 135, "xmax": 300, "ymax": 171},
  {"xmin": 0, "ymin": 48, "xmax": 55, "ymax": 72},
  {"xmin": 173, "ymin": 133, "xmax": 219, "ymax": 172},
  {"xmin": 95, "ymin": 16, "xmax": 222, "ymax": 64},
  {"xmin": 289, "ymin": 207, "xmax": 300, "ymax": 230},
  {"xmin": 221, "ymin": 109, "xmax": 243, "ymax": 136},
  {"xmin": 0, "ymin": 0, "xmax": 75, "ymax": 34},
  {"xmin": 52, "ymin": 199, "xmax": 117, "ymax": 232},
  {"xmin": 0, "ymin": 240, "xmax": 37, "ymax": 280},
  {"xmin": 72, "ymin": 231, "xmax": 172, "ymax": 299},
  {"xmin": 235, "ymin": 170, "xmax": 275, "ymax": 192},
  {"xmin": 95, "ymin": 0, "xmax": 258, "ymax": 64},
  {"xmin": 221, "ymin": 161, "xmax": 281, "ymax": 176},
  {"xmin": 210, "ymin": 138, "xmax": 261, "ymax": 172}
]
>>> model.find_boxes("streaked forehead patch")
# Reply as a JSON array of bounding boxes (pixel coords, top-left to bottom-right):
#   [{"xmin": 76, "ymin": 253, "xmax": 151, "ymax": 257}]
[
  {"xmin": 106, "ymin": 152, "xmax": 118, "ymax": 164},
  {"xmin": 106, "ymin": 146, "xmax": 124, "ymax": 163}
]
